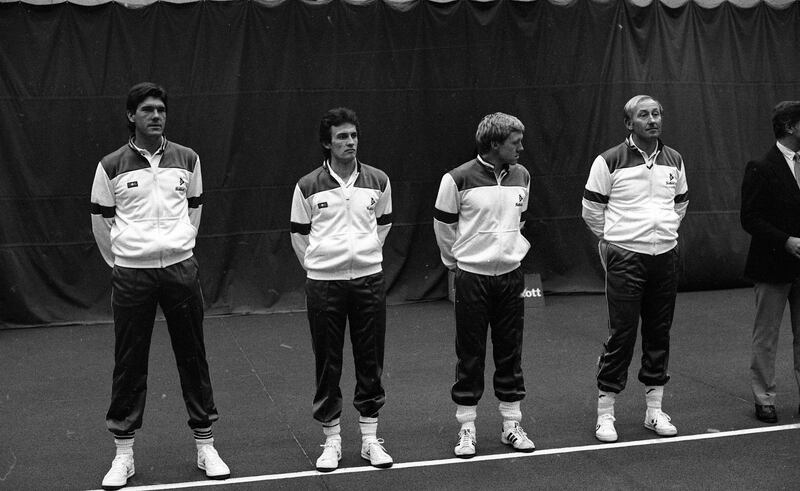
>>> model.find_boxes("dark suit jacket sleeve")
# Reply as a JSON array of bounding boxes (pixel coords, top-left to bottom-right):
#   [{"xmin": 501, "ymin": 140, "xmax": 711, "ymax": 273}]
[
  {"xmin": 741, "ymin": 158, "xmax": 792, "ymax": 248},
  {"xmin": 740, "ymin": 146, "xmax": 800, "ymax": 282}
]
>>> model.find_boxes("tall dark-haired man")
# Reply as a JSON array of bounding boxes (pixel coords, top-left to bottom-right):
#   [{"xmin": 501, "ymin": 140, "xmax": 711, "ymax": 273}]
[
  {"xmin": 582, "ymin": 95, "xmax": 689, "ymax": 443},
  {"xmin": 741, "ymin": 100, "xmax": 800, "ymax": 424},
  {"xmin": 290, "ymin": 107, "xmax": 394, "ymax": 472},
  {"xmin": 434, "ymin": 112, "xmax": 536, "ymax": 459},
  {"xmin": 90, "ymin": 82, "xmax": 229, "ymax": 490}
]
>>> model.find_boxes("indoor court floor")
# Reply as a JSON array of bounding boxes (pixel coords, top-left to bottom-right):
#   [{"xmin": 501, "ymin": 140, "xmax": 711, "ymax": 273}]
[{"xmin": 1, "ymin": 288, "xmax": 799, "ymax": 490}]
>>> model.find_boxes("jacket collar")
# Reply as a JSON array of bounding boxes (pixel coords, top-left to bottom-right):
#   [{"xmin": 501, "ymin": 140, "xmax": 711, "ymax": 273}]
[
  {"xmin": 625, "ymin": 135, "xmax": 663, "ymax": 159},
  {"xmin": 128, "ymin": 136, "xmax": 167, "ymax": 156}
]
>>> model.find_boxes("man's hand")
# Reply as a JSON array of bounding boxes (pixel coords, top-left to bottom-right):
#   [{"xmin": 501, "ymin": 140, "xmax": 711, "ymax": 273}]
[{"xmin": 785, "ymin": 237, "xmax": 800, "ymax": 259}]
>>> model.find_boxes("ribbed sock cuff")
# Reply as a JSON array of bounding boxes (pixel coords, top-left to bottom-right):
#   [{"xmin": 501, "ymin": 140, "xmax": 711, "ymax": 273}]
[
  {"xmin": 645, "ymin": 385, "xmax": 663, "ymax": 410},
  {"xmin": 359, "ymin": 416, "xmax": 378, "ymax": 442},
  {"xmin": 598, "ymin": 390, "xmax": 616, "ymax": 417},
  {"xmin": 455, "ymin": 404, "xmax": 477, "ymax": 427},
  {"xmin": 323, "ymin": 419, "xmax": 342, "ymax": 440},
  {"xmin": 193, "ymin": 427, "xmax": 214, "ymax": 446},
  {"xmin": 114, "ymin": 433, "xmax": 135, "ymax": 455},
  {"xmin": 498, "ymin": 400, "xmax": 522, "ymax": 423}
]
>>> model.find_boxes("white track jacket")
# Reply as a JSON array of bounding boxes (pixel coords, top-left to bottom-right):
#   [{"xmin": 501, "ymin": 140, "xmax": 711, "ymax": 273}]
[
  {"xmin": 90, "ymin": 138, "xmax": 203, "ymax": 268},
  {"xmin": 290, "ymin": 160, "xmax": 392, "ymax": 281},
  {"xmin": 582, "ymin": 137, "xmax": 689, "ymax": 255},
  {"xmin": 433, "ymin": 156, "xmax": 531, "ymax": 276}
]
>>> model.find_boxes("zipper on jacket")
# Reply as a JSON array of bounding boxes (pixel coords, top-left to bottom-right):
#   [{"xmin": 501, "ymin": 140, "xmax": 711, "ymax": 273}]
[
  {"xmin": 343, "ymin": 185, "xmax": 355, "ymax": 279},
  {"xmin": 152, "ymin": 166, "xmax": 164, "ymax": 267},
  {"xmin": 494, "ymin": 168, "xmax": 507, "ymax": 276}
]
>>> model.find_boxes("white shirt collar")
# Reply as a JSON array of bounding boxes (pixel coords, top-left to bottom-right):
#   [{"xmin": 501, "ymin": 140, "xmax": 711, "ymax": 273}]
[
  {"xmin": 776, "ymin": 141, "xmax": 799, "ymax": 168},
  {"xmin": 626, "ymin": 135, "xmax": 660, "ymax": 161}
]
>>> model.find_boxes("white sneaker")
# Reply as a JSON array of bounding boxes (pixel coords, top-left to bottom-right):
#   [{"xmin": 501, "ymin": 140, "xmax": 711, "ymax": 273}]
[
  {"xmin": 454, "ymin": 428, "xmax": 476, "ymax": 458},
  {"xmin": 197, "ymin": 444, "xmax": 230, "ymax": 480},
  {"xmin": 500, "ymin": 422, "xmax": 535, "ymax": 453},
  {"xmin": 101, "ymin": 453, "xmax": 134, "ymax": 490},
  {"xmin": 595, "ymin": 414, "xmax": 618, "ymax": 442},
  {"xmin": 315, "ymin": 439, "xmax": 341, "ymax": 472},
  {"xmin": 644, "ymin": 410, "xmax": 678, "ymax": 437},
  {"xmin": 361, "ymin": 438, "xmax": 393, "ymax": 468}
]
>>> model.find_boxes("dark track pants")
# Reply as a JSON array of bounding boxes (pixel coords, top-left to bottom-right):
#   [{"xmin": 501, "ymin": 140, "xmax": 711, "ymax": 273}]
[
  {"xmin": 106, "ymin": 257, "xmax": 218, "ymax": 435},
  {"xmin": 596, "ymin": 242, "xmax": 679, "ymax": 393},
  {"xmin": 305, "ymin": 272, "xmax": 386, "ymax": 423},
  {"xmin": 451, "ymin": 268, "xmax": 526, "ymax": 406}
]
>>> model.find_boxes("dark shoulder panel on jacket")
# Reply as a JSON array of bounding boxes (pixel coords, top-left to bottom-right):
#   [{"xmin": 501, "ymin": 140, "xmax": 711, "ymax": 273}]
[
  {"xmin": 296, "ymin": 166, "xmax": 339, "ymax": 199},
  {"xmin": 356, "ymin": 163, "xmax": 389, "ymax": 192},
  {"xmin": 502, "ymin": 164, "xmax": 530, "ymax": 188},
  {"xmin": 600, "ymin": 142, "xmax": 643, "ymax": 173},
  {"xmin": 448, "ymin": 158, "xmax": 497, "ymax": 191},
  {"xmin": 100, "ymin": 144, "xmax": 147, "ymax": 180},
  {"xmin": 160, "ymin": 141, "xmax": 199, "ymax": 172},
  {"xmin": 657, "ymin": 145, "xmax": 684, "ymax": 171}
]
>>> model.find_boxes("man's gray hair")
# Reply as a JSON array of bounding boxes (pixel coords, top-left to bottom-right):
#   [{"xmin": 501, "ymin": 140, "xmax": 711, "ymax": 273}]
[{"xmin": 623, "ymin": 95, "xmax": 662, "ymax": 124}]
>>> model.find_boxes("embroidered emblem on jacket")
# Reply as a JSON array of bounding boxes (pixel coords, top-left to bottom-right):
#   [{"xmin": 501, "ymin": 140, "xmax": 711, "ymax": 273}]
[
  {"xmin": 515, "ymin": 194, "xmax": 524, "ymax": 207},
  {"xmin": 127, "ymin": 181, "xmax": 138, "ymax": 188},
  {"xmin": 318, "ymin": 202, "xmax": 328, "ymax": 209}
]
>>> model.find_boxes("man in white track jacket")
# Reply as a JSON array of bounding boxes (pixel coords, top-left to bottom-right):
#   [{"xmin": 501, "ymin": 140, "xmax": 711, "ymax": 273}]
[
  {"xmin": 582, "ymin": 95, "xmax": 689, "ymax": 444},
  {"xmin": 434, "ymin": 112, "xmax": 536, "ymax": 459},
  {"xmin": 290, "ymin": 107, "xmax": 393, "ymax": 472},
  {"xmin": 90, "ymin": 82, "xmax": 229, "ymax": 490}
]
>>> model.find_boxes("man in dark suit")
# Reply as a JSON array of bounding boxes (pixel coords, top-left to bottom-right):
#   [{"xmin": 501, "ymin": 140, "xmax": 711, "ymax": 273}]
[{"xmin": 741, "ymin": 100, "xmax": 800, "ymax": 424}]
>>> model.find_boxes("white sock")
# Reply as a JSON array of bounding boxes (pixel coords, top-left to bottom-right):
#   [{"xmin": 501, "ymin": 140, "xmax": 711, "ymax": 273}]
[
  {"xmin": 598, "ymin": 390, "xmax": 616, "ymax": 418},
  {"xmin": 645, "ymin": 386, "xmax": 663, "ymax": 415},
  {"xmin": 193, "ymin": 427, "xmax": 214, "ymax": 448},
  {"xmin": 499, "ymin": 401, "xmax": 522, "ymax": 429},
  {"xmin": 114, "ymin": 435, "xmax": 134, "ymax": 456},
  {"xmin": 323, "ymin": 419, "xmax": 342, "ymax": 443},
  {"xmin": 456, "ymin": 404, "xmax": 477, "ymax": 433},
  {"xmin": 359, "ymin": 416, "xmax": 378, "ymax": 443}
]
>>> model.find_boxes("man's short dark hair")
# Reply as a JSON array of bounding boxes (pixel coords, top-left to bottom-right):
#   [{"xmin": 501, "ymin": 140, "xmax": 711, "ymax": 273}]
[
  {"xmin": 319, "ymin": 107, "xmax": 359, "ymax": 159},
  {"xmin": 126, "ymin": 82, "xmax": 167, "ymax": 133},
  {"xmin": 772, "ymin": 101, "xmax": 800, "ymax": 139}
]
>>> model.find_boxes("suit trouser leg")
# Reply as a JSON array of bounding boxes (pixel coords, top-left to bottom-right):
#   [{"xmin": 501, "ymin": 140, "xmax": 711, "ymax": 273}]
[
  {"xmin": 489, "ymin": 268, "xmax": 526, "ymax": 402},
  {"xmin": 597, "ymin": 243, "xmax": 646, "ymax": 394},
  {"xmin": 349, "ymin": 273, "xmax": 387, "ymax": 418},
  {"xmin": 638, "ymin": 248, "xmax": 678, "ymax": 386},
  {"xmin": 751, "ymin": 281, "xmax": 792, "ymax": 405},
  {"xmin": 106, "ymin": 266, "xmax": 158, "ymax": 435},
  {"xmin": 790, "ymin": 282, "xmax": 800, "ymax": 398},
  {"xmin": 452, "ymin": 269, "xmax": 490, "ymax": 406},
  {"xmin": 159, "ymin": 257, "xmax": 219, "ymax": 429},
  {"xmin": 306, "ymin": 279, "xmax": 347, "ymax": 423}
]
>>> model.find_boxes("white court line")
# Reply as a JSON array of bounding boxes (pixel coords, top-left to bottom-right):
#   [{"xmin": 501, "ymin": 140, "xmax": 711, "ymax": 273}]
[{"xmin": 101, "ymin": 423, "xmax": 800, "ymax": 491}]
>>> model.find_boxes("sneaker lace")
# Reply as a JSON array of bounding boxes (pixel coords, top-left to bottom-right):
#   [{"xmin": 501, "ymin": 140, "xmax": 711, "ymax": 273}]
[
  {"xmin": 368, "ymin": 438, "xmax": 387, "ymax": 451},
  {"xmin": 109, "ymin": 454, "xmax": 131, "ymax": 471},
  {"xmin": 457, "ymin": 429, "xmax": 474, "ymax": 446},
  {"xmin": 508, "ymin": 424, "xmax": 528, "ymax": 439},
  {"xmin": 598, "ymin": 413, "xmax": 616, "ymax": 423}
]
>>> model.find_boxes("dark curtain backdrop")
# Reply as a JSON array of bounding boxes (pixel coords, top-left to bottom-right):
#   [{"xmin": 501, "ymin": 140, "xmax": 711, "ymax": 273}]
[{"xmin": 1, "ymin": 0, "xmax": 799, "ymax": 327}]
